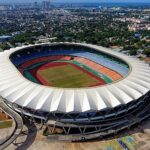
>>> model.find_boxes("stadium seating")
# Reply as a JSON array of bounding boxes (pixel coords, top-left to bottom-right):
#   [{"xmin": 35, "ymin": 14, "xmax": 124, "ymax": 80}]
[
  {"xmin": 19, "ymin": 56, "xmax": 71, "ymax": 68},
  {"xmin": 10, "ymin": 49, "xmax": 129, "ymax": 76},
  {"xmin": 74, "ymin": 57, "xmax": 122, "ymax": 81}
]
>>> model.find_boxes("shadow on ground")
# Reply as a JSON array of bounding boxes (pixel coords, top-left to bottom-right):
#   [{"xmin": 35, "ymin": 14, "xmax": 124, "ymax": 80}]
[{"xmin": 13, "ymin": 119, "xmax": 38, "ymax": 150}]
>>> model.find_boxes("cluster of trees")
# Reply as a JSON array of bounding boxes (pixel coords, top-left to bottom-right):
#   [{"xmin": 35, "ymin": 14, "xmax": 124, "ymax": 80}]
[
  {"xmin": 51, "ymin": 11, "xmax": 149, "ymax": 52},
  {"xmin": 143, "ymin": 48, "xmax": 150, "ymax": 57},
  {"xmin": 1, "ymin": 9, "xmax": 149, "ymax": 57},
  {"xmin": 9, "ymin": 31, "xmax": 44, "ymax": 45},
  {"xmin": 0, "ymin": 29, "xmax": 13, "ymax": 36}
]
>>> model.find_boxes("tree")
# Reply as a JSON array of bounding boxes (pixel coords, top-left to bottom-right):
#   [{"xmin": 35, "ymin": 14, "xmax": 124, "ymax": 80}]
[
  {"xmin": 143, "ymin": 48, "xmax": 150, "ymax": 57},
  {"xmin": 130, "ymin": 50, "xmax": 137, "ymax": 56}
]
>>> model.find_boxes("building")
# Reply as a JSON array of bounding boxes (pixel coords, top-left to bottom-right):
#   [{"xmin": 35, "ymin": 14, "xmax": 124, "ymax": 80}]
[
  {"xmin": 42, "ymin": 0, "xmax": 51, "ymax": 10},
  {"xmin": 128, "ymin": 24, "xmax": 150, "ymax": 31},
  {"xmin": 0, "ymin": 42, "xmax": 150, "ymax": 141}
]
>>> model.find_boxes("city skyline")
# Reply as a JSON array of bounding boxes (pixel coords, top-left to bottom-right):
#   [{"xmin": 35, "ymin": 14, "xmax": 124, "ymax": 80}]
[{"xmin": 0, "ymin": 0, "xmax": 150, "ymax": 4}]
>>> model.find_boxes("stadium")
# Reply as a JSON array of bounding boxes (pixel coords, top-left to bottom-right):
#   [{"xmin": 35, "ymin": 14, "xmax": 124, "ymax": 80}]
[{"xmin": 0, "ymin": 42, "xmax": 150, "ymax": 141}]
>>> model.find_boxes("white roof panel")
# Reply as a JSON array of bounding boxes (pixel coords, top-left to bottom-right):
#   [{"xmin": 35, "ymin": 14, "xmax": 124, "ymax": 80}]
[{"xmin": 0, "ymin": 42, "xmax": 149, "ymax": 113}]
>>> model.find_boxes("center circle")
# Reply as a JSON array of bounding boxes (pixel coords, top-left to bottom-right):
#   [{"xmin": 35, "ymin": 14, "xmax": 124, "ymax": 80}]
[{"xmin": 10, "ymin": 44, "xmax": 129, "ymax": 88}]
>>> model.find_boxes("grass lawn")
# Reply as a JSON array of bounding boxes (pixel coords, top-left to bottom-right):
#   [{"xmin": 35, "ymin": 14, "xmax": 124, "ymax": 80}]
[
  {"xmin": 0, "ymin": 120, "xmax": 13, "ymax": 129},
  {"xmin": 37, "ymin": 63, "xmax": 102, "ymax": 88},
  {"xmin": 0, "ymin": 112, "xmax": 13, "ymax": 129},
  {"xmin": 104, "ymin": 140, "xmax": 122, "ymax": 150},
  {"xmin": 121, "ymin": 136, "xmax": 135, "ymax": 149}
]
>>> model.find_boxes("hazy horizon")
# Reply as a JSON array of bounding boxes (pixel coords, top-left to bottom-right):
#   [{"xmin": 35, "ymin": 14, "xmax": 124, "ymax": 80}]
[{"xmin": 0, "ymin": 0, "xmax": 150, "ymax": 4}]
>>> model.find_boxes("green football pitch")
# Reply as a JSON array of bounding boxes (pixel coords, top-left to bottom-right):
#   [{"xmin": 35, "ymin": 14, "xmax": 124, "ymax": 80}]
[{"xmin": 37, "ymin": 63, "xmax": 104, "ymax": 88}]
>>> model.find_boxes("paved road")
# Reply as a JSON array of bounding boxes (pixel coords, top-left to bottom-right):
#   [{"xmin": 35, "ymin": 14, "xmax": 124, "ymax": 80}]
[
  {"xmin": 117, "ymin": 139, "xmax": 129, "ymax": 150},
  {"xmin": 0, "ymin": 98, "xmax": 23, "ymax": 150}
]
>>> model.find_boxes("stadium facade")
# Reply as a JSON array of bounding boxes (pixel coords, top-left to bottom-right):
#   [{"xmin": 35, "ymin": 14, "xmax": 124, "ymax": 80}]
[{"xmin": 0, "ymin": 42, "xmax": 150, "ymax": 141}]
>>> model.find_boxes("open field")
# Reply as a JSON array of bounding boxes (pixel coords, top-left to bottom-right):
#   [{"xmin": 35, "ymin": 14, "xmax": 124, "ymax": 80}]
[
  {"xmin": 0, "ymin": 112, "xmax": 13, "ymax": 129},
  {"xmin": 0, "ymin": 120, "xmax": 13, "ymax": 129},
  {"xmin": 37, "ymin": 62, "xmax": 105, "ymax": 88}
]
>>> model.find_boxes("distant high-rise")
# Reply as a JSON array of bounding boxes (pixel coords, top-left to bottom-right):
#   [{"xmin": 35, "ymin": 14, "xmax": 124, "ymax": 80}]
[
  {"xmin": 34, "ymin": 1, "xmax": 38, "ymax": 9},
  {"xmin": 42, "ymin": 0, "xmax": 51, "ymax": 10}
]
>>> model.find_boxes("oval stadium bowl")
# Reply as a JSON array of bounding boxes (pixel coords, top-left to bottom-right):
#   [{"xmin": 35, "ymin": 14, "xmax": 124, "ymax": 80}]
[{"xmin": 0, "ymin": 42, "xmax": 150, "ymax": 141}]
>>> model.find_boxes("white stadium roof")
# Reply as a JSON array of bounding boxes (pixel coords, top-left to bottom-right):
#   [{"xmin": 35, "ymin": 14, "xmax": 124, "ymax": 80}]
[{"xmin": 0, "ymin": 43, "xmax": 150, "ymax": 113}]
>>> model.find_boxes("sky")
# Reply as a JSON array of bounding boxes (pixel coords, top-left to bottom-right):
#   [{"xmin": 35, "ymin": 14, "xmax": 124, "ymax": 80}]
[{"xmin": 0, "ymin": 0, "xmax": 150, "ymax": 3}]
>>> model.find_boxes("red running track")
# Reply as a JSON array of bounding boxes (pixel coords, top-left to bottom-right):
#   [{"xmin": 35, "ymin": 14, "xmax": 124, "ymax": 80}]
[
  {"xmin": 19, "ymin": 55, "xmax": 71, "ymax": 68},
  {"xmin": 29, "ymin": 62, "xmax": 106, "ymax": 86}
]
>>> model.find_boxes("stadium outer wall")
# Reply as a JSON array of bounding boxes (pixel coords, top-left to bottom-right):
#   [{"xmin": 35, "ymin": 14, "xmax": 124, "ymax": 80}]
[
  {"xmin": 3, "ymin": 91, "xmax": 150, "ymax": 141},
  {"xmin": 1, "ymin": 42, "xmax": 150, "ymax": 141}
]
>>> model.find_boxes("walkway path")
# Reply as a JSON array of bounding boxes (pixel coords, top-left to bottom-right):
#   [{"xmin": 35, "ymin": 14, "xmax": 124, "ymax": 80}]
[{"xmin": 0, "ymin": 98, "xmax": 23, "ymax": 150}]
